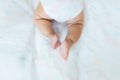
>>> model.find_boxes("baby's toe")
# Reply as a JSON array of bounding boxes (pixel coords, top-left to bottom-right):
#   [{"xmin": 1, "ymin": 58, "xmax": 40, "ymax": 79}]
[{"xmin": 60, "ymin": 41, "xmax": 69, "ymax": 60}]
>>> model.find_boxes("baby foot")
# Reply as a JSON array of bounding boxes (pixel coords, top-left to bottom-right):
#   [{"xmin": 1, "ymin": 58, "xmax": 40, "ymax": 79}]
[
  {"xmin": 60, "ymin": 39, "xmax": 73, "ymax": 60},
  {"xmin": 50, "ymin": 34, "xmax": 61, "ymax": 49}
]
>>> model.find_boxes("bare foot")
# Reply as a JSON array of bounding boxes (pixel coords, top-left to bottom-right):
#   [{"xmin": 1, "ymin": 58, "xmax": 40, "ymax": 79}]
[
  {"xmin": 60, "ymin": 39, "xmax": 73, "ymax": 60},
  {"xmin": 49, "ymin": 34, "xmax": 61, "ymax": 49}
]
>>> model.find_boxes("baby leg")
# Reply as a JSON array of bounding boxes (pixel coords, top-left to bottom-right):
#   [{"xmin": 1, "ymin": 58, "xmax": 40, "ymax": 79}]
[
  {"xmin": 34, "ymin": 3, "xmax": 60, "ymax": 49},
  {"xmin": 60, "ymin": 11, "xmax": 84, "ymax": 60}
]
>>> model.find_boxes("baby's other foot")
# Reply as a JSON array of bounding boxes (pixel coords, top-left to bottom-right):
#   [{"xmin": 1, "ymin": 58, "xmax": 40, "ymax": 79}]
[
  {"xmin": 60, "ymin": 39, "xmax": 73, "ymax": 60},
  {"xmin": 50, "ymin": 34, "xmax": 60, "ymax": 49}
]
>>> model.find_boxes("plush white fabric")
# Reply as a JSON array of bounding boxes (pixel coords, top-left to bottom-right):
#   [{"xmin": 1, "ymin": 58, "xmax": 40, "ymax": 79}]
[
  {"xmin": 0, "ymin": 0, "xmax": 36, "ymax": 80},
  {"xmin": 40, "ymin": 0, "xmax": 83, "ymax": 22},
  {"xmin": 0, "ymin": 0, "xmax": 120, "ymax": 80},
  {"xmin": 78, "ymin": 0, "xmax": 120, "ymax": 80}
]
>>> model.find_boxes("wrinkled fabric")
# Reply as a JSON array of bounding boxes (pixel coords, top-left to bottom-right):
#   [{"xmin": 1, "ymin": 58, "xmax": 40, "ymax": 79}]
[{"xmin": 0, "ymin": 0, "xmax": 120, "ymax": 80}]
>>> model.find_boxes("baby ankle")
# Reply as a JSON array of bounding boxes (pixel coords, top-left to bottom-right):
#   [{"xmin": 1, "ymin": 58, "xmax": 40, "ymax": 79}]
[
  {"xmin": 66, "ymin": 38, "xmax": 74, "ymax": 46},
  {"xmin": 47, "ymin": 31, "xmax": 56, "ymax": 39}
]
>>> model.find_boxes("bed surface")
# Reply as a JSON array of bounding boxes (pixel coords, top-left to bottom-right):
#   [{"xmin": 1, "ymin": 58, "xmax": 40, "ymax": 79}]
[{"xmin": 0, "ymin": 0, "xmax": 120, "ymax": 80}]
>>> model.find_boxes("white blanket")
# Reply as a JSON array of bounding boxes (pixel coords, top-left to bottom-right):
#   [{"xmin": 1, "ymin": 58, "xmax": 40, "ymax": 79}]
[
  {"xmin": 79, "ymin": 0, "xmax": 120, "ymax": 80},
  {"xmin": 0, "ymin": 0, "xmax": 120, "ymax": 80},
  {"xmin": 0, "ymin": 0, "xmax": 36, "ymax": 80}
]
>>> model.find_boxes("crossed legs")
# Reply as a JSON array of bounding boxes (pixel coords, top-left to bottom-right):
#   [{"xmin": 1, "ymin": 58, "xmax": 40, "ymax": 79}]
[{"xmin": 34, "ymin": 3, "xmax": 84, "ymax": 60}]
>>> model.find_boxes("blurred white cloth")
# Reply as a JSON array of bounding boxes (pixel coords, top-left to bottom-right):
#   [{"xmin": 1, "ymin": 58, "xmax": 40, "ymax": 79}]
[
  {"xmin": 0, "ymin": 0, "xmax": 36, "ymax": 80},
  {"xmin": 78, "ymin": 0, "xmax": 120, "ymax": 80},
  {"xmin": 40, "ymin": 0, "xmax": 83, "ymax": 22},
  {"xmin": 0, "ymin": 0, "xmax": 120, "ymax": 80}
]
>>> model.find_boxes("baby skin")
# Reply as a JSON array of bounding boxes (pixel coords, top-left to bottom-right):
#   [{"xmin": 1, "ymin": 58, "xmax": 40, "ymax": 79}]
[{"xmin": 34, "ymin": 3, "xmax": 84, "ymax": 60}]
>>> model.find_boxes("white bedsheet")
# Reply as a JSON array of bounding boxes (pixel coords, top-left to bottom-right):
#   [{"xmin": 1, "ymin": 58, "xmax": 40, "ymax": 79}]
[
  {"xmin": 0, "ymin": 0, "xmax": 120, "ymax": 80},
  {"xmin": 0, "ymin": 0, "xmax": 36, "ymax": 80},
  {"xmin": 79, "ymin": 0, "xmax": 120, "ymax": 80}
]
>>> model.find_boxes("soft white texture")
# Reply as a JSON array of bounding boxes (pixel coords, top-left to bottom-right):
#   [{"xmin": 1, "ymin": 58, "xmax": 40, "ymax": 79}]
[
  {"xmin": 0, "ymin": 0, "xmax": 36, "ymax": 80},
  {"xmin": 0, "ymin": 0, "xmax": 120, "ymax": 80},
  {"xmin": 40, "ymin": 0, "xmax": 83, "ymax": 22}
]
